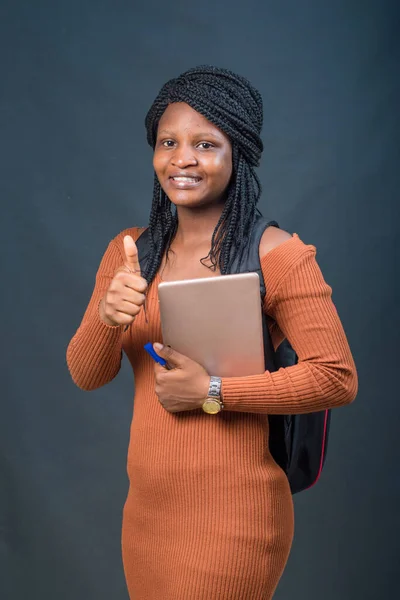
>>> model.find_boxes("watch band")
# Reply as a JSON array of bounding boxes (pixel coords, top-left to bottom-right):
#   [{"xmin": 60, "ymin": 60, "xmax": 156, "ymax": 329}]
[
  {"xmin": 202, "ymin": 377, "xmax": 224, "ymax": 414},
  {"xmin": 208, "ymin": 376, "xmax": 222, "ymax": 398}
]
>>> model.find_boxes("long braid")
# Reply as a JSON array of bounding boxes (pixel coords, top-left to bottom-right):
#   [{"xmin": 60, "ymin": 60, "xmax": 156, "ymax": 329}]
[
  {"xmin": 146, "ymin": 174, "xmax": 178, "ymax": 283},
  {"xmin": 142, "ymin": 65, "xmax": 264, "ymax": 283}
]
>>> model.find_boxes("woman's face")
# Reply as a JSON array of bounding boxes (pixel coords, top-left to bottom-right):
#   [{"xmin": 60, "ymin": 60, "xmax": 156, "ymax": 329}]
[{"xmin": 153, "ymin": 102, "xmax": 233, "ymax": 210}]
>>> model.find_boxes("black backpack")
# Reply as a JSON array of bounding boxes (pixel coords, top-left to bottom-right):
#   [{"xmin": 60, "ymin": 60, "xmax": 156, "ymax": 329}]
[{"xmin": 136, "ymin": 214, "xmax": 331, "ymax": 494}]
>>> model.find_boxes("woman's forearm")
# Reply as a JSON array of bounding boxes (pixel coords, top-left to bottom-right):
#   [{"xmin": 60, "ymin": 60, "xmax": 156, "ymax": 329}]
[
  {"xmin": 66, "ymin": 299, "xmax": 124, "ymax": 391},
  {"xmin": 221, "ymin": 238, "xmax": 358, "ymax": 413},
  {"xmin": 66, "ymin": 239, "xmax": 126, "ymax": 391}
]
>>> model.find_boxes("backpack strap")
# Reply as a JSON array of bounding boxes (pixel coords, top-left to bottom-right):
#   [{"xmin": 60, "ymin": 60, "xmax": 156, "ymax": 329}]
[
  {"xmin": 228, "ymin": 214, "xmax": 278, "ymax": 301},
  {"xmin": 135, "ymin": 228, "xmax": 151, "ymax": 274},
  {"xmin": 227, "ymin": 213, "xmax": 279, "ymax": 373}
]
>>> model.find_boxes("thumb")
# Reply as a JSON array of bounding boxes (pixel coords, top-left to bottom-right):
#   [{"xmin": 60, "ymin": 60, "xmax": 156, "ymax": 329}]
[
  {"xmin": 123, "ymin": 235, "xmax": 141, "ymax": 275},
  {"xmin": 153, "ymin": 343, "xmax": 185, "ymax": 367}
]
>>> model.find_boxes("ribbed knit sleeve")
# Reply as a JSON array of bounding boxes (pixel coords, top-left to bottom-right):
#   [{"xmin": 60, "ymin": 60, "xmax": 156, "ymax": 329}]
[
  {"xmin": 66, "ymin": 231, "xmax": 136, "ymax": 391},
  {"xmin": 221, "ymin": 234, "xmax": 358, "ymax": 414}
]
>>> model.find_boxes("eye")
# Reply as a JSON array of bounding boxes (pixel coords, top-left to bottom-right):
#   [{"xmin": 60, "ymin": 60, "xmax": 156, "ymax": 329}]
[
  {"xmin": 197, "ymin": 142, "xmax": 214, "ymax": 150},
  {"xmin": 162, "ymin": 140, "xmax": 176, "ymax": 148}
]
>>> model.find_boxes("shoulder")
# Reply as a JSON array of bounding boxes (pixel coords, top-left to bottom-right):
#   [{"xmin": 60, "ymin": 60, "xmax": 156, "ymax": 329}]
[
  {"xmin": 258, "ymin": 225, "xmax": 293, "ymax": 259},
  {"xmin": 259, "ymin": 228, "xmax": 319, "ymax": 308}
]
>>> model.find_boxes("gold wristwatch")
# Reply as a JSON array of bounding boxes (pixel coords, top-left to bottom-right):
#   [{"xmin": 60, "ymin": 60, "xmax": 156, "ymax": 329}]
[{"xmin": 202, "ymin": 376, "xmax": 224, "ymax": 414}]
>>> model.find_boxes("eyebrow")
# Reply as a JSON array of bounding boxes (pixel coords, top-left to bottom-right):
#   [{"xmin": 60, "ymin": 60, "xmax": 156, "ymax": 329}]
[{"xmin": 157, "ymin": 129, "xmax": 223, "ymax": 140}]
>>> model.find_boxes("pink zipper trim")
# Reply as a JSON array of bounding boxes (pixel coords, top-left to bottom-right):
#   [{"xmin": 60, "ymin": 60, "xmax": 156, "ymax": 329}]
[{"xmin": 305, "ymin": 410, "xmax": 329, "ymax": 491}]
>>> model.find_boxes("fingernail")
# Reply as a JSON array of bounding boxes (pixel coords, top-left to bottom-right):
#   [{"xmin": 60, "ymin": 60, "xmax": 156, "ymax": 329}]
[{"xmin": 154, "ymin": 343, "xmax": 163, "ymax": 351}]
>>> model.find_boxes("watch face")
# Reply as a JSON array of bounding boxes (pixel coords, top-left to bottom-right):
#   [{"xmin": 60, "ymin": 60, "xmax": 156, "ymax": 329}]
[{"xmin": 203, "ymin": 399, "xmax": 221, "ymax": 414}]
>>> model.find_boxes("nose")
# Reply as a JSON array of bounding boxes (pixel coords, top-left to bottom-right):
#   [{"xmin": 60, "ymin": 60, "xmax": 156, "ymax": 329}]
[{"xmin": 171, "ymin": 144, "xmax": 198, "ymax": 168}]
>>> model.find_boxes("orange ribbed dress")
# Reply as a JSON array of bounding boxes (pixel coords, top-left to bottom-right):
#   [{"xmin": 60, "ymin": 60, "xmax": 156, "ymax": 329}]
[{"xmin": 66, "ymin": 227, "xmax": 357, "ymax": 599}]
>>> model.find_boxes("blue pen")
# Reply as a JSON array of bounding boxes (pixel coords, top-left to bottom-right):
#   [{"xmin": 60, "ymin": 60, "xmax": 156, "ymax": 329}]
[{"xmin": 144, "ymin": 342, "xmax": 167, "ymax": 367}]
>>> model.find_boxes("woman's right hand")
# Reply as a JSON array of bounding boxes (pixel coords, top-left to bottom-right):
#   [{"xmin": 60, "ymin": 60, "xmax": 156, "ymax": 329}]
[{"xmin": 99, "ymin": 235, "xmax": 148, "ymax": 327}]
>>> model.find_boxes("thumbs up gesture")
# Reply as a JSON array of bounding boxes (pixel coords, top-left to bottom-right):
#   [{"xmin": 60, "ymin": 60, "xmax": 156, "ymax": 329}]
[{"xmin": 99, "ymin": 235, "xmax": 148, "ymax": 327}]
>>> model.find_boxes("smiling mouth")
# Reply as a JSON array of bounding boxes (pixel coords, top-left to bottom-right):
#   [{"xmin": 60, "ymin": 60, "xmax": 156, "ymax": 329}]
[
  {"xmin": 169, "ymin": 176, "xmax": 202, "ymax": 188},
  {"xmin": 170, "ymin": 176, "xmax": 202, "ymax": 183}
]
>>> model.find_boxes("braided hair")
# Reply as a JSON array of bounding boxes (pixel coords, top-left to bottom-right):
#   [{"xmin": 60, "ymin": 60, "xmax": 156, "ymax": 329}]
[{"xmin": 143, "ymin": 65, "xmax": 264, "ymax": 284}]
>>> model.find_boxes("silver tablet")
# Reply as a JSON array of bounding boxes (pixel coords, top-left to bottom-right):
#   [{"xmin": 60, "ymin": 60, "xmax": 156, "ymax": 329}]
[{"xmin": 158, "ymin": 272, "xmax": 266, "ymax": 377}]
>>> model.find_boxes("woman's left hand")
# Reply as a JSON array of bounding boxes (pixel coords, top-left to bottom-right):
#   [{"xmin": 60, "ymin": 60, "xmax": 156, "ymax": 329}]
[{"xmin": 152, "ymin": 343, "xmax": 210, "ymax": 413}]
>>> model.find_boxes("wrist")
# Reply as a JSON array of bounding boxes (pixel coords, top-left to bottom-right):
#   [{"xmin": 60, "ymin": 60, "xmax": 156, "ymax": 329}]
[{"xmin": 202, "ymin": 376, "xmax": 224, "ymax": 414}]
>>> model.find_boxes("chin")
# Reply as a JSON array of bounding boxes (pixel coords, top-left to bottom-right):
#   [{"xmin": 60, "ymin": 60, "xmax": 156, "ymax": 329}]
[
  {"xmin": 168, "ymin": 192, "xmax": 211, "ymax": 208},
  {"xmin": 172, "ymin": 199, "xmax": 217, "ymax": 211}
]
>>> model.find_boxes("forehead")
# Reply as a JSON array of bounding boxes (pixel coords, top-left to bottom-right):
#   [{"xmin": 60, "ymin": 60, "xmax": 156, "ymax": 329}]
[{"xmin": 157, "ymin": 102, "xmax": 228, "ymax": 140}]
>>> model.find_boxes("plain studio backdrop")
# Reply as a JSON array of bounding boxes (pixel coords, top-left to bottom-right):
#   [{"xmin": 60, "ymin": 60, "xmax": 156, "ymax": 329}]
[{"xmin": 0, "ymin": 1, "xmax": 398, "ymax": 599}]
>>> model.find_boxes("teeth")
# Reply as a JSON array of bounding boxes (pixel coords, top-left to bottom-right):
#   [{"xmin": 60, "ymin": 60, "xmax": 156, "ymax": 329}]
[{"xmin": 172, "ymin": 177, "xmax": 199, "ymax": 182}]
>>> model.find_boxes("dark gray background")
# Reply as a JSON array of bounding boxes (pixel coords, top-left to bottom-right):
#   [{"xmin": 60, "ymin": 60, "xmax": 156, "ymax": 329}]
[{"xmin": 1, "ymin": 1, "xmax": 398, "ymax": 598}]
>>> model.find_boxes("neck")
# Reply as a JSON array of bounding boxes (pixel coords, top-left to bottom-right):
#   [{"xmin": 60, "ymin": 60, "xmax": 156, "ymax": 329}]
[{"xmin": 173, "ymin": 203, "xmax": 225, "ymax": 246}]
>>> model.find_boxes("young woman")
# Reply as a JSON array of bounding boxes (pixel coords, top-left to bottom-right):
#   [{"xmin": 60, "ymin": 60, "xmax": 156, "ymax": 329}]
[{"xmin": 67, "ymin": 66, "xmax": 358, "ymax": 599}]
